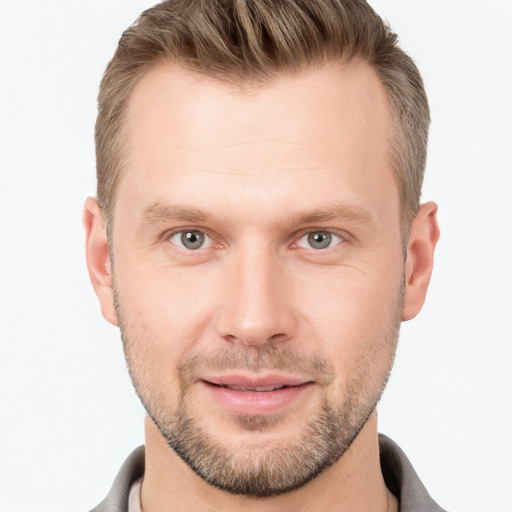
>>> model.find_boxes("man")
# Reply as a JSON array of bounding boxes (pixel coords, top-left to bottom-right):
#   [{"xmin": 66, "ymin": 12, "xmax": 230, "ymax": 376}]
[{"xmin": 84, "ymin": 0, "xmax": 442, "ymax": 510}]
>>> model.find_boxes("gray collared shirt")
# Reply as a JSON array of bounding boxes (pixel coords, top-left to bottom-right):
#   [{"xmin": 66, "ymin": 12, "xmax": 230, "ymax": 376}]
[{"xmin": 90, "ymin": 434, "xmax": 448, "ymax": 511}]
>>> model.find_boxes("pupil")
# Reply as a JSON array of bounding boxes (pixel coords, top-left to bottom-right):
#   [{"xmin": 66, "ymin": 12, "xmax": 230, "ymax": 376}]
[
  {"xmin": 182, "ymin": 231, "xmax": 204, "ymax": 249},
  {"xmin": 308, "ymin": 231, "xmax": 331, "ymax": 249}
]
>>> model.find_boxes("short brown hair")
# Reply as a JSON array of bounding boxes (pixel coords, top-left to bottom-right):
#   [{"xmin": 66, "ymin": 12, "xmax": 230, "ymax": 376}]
[{"xmin": 96, "ymin": 0, "xmax": 429, "ymax": 232}]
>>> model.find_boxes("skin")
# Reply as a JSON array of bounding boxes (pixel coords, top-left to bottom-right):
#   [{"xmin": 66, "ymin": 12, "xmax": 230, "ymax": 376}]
[{"xmin": 84, "ymin": 60, "xmax": 439, "ymax": 512}]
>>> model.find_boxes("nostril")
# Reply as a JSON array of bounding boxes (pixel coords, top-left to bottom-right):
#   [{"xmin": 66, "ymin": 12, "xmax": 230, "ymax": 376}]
[
  {"xmin": 220, "ymin": 332, "xmax": 288, "ymax": 346},
  {"xmin": 269, "ymin": 333, "xmax": 286, "ymax": 342}
]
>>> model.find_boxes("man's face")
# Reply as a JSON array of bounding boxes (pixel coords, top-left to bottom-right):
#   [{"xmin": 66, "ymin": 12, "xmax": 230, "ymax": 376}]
[{"xmin": 109, "ymin": 61, "xmax": 405, "ymax": 496}]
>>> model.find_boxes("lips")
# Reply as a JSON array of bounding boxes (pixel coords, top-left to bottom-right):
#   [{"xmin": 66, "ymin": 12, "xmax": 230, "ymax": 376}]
[
  {"xmin": 203, "ymin": 374, "xmax": 309, "ymax": 388},
  {"xmin": 200, "ymin": 374, "xmax": 313, "ymax": 416},
  {"xmin": 217, "ymin": 384, "xmax": 286, "ymax": 392}
]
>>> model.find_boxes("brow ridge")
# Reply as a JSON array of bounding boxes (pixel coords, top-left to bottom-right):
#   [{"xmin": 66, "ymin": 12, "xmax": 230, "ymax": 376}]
[
  {"xmin": 290, "ymin": 204, "xmax": 374, "ymax": 226},
  {"xmin": 140, "ymin": 203, "xmax": 207, "ymax": 224},
  {"xmin": 139, "ymin": 201, "xmax": 374, "ymax": 228}
]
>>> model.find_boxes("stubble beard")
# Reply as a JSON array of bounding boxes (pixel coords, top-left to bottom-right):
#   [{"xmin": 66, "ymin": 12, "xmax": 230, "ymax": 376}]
[{"xmin": 115, "ymin": 280, "xmax": 403, "ymax": 498}]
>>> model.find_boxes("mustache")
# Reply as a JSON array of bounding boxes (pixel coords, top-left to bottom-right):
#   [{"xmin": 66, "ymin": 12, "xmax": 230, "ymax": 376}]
[{"xmin": 177, "ymin": 345, "xmax": 336, "ymax": 386}]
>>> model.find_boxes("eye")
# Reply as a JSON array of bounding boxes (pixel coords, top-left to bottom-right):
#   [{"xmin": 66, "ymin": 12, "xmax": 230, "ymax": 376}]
[
  {"xmin": 296, "ymin": 231, "xmax": 343, "ymax": 250},
  {"xmin": 169, "ymin": 230, "xmax": 212, "ymax": 250}
]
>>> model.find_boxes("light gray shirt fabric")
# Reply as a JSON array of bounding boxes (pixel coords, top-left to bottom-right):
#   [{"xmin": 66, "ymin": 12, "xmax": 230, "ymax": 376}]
[
  {"xmin": 90, "ymin": 434, "xmax": 448, "ymax": 512},
  {"xmin": 127, "ymin": 478, "xmax": 143, "ymax": 512}
]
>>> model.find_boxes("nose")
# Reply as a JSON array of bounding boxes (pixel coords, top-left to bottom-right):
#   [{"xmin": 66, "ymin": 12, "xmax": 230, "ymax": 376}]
[{"xmin": 214, "ymin": 246, "xmax": 297, "ymax": 347}]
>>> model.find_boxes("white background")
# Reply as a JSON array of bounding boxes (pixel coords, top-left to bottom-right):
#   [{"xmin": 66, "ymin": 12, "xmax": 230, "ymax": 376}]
[{"xmin": 0, "ymin": 1, "xmax": 511, "ymax": 511}]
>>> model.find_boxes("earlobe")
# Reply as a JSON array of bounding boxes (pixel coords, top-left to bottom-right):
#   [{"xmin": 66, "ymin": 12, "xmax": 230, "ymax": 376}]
[
  {"xmin": 402, "ymin": 201, "xmax": 440, "ymax": 321},
  {"xmin": 83, "ymin": 197, "xmax": 118, "ymax": 326}
]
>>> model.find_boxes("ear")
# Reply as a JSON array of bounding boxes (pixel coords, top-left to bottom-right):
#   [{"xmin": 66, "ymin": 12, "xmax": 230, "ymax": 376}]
[
  {"xmin": 83, "ymin": 197, "xmax": 118, "ymax": 326},
  {"xmin": 402, "ymin": 201, "xmax": 440, "ymax": 321}
]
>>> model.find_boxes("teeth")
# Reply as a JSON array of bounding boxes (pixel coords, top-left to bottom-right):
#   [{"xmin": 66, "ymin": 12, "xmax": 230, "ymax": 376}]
[
  {"xmin": 225, "ymin": 384, "xmax": 285, "ymax": 391},
  {"xmin": 255, "ymin": 385, "xmax": 284, "ymax": 391}
]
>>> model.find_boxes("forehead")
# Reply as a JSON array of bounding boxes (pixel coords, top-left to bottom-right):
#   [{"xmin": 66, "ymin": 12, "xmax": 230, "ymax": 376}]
[
  {"xmin": 116, "ymin": 59, "xmax": 395, "ymax": 225},
  {"xmin": 124, "ymin": 59, "xmax": 391, "ymax": 159}
]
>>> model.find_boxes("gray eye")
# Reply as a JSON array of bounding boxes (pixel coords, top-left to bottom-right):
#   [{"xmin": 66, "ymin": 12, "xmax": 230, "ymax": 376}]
[
  {"xmin": 171, "ymin": 230, "xmax": 207, "ymax": 250},
  {"xmin": 307, "ymin": 231, "xmax": 333, "ymax": 249}
]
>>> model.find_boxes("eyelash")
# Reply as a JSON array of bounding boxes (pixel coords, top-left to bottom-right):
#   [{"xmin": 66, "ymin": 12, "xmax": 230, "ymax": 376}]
[{"xmin": 165, "ymin": 228, "xmax": 347, "ymax": 252}]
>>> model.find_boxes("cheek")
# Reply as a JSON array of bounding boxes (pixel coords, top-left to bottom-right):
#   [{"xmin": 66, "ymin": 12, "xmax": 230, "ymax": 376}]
[
  {"xmin": 297, "ymin": 263, "xmax": 403, "ymax": 366},
  {"xmin": 114, "ymin": 265, "xmax": 220, "ymax": 382}
]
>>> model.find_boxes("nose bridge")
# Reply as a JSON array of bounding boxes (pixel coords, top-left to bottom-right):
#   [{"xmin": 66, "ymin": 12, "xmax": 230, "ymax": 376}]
[{"xmin": 215, "ymin": 241, "xmax": 296, "ymax": 346}]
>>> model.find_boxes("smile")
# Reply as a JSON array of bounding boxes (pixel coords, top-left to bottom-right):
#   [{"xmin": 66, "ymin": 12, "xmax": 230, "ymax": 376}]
[
  {"xmin": 199, "ymin": 375, "xmax": 314, "ymax": 416},
  {"xmin": 211, "ymin": 383, "xmax": 287, "ymax": 392}
]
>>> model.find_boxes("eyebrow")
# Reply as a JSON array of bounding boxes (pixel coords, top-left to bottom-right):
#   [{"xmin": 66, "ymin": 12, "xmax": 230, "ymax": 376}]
[
  {"xmin": 140, "ymin": 203, "xmax": 207, "ymax": 224},
  {"xmin": 290, "ymin": 204, "xmax": 374, "ymax": 226},
  {"xmin": 140, "ymin": 201, "xmax": 375, "ymax": 230}
]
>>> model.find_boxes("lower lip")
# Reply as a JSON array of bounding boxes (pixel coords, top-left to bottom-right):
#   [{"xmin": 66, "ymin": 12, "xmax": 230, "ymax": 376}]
[{"xmin": 202, "ymin": 381, "xmax": 313, "ymax": 416}]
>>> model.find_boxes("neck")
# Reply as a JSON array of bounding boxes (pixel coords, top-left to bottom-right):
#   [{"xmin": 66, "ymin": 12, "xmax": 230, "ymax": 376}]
[{"xmin": 140, "ymin": 411, "xmax": 397, "ymax": 512}]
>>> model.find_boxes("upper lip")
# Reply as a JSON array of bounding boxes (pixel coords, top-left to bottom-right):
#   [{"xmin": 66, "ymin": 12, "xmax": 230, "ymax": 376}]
[{"xmin": 201, "ymin": 374, "xmax": 312, "ymax": 391}]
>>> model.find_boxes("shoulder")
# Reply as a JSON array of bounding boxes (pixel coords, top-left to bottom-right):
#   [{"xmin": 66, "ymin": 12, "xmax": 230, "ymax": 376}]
[
  {"xmin": 90, "ymin": 446, "xmax": 145, "ymax": 512},
  {"xmin": 379, "ymin": 434, "xmax": 448, "ymax": 512}
]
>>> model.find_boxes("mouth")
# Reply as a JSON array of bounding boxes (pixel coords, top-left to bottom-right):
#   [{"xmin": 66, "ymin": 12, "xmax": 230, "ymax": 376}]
[
  {"xmin": 210, "ymin": 383, "xmax": 288, "ymax": 392},
  {"xmin": 199, "ymin": 375, "xmax": 314, "ymax": 416}
]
